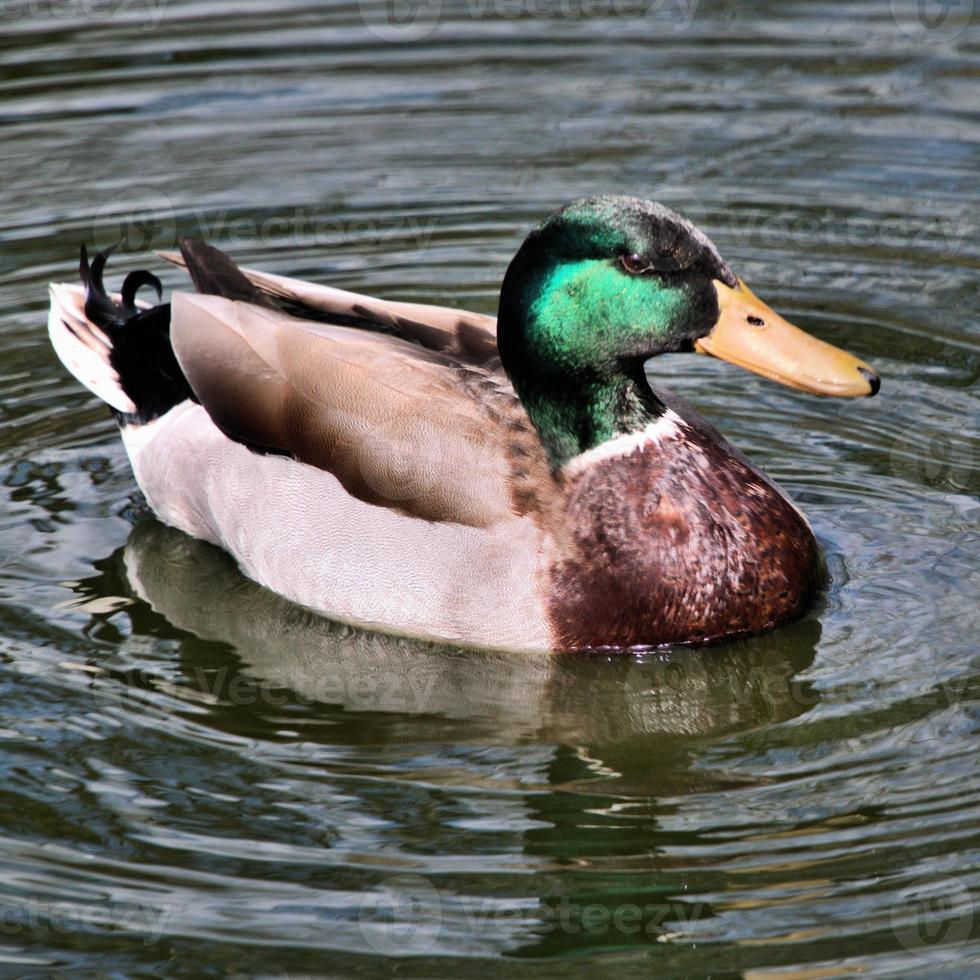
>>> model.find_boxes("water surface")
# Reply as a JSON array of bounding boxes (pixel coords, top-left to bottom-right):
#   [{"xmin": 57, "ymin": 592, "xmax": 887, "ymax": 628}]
[{"xmin": 1, "ymin": 0, "xmax": 978, "ymax": 975}]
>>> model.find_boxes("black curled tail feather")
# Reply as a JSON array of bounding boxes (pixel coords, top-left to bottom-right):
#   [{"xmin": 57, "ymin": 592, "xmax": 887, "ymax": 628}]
[{"xmin": 81, "ymin": 244, "xmax": 195, "ymax": 424}]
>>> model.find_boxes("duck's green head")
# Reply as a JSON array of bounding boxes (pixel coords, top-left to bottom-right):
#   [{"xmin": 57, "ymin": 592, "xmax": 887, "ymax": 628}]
[{"xmin": 497, "ymin": 196, "xmax": 879, "ymax": 467}]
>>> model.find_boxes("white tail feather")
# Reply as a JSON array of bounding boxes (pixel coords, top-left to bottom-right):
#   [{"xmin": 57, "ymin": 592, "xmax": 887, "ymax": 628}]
[{"xmin": 48, "ymin": 282, "xmax": 137, "ymax": 415}]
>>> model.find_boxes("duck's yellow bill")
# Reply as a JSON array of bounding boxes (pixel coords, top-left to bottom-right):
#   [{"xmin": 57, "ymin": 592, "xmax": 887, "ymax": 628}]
[{"xmin": 696, "ymin": 279, "xmax": 880, "ymax": 397}]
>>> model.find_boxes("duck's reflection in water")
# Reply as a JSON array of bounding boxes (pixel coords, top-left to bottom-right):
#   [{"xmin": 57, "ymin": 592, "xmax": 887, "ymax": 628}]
[{"xmin": 80, "ymin": 519, "xmax": 821, "ymax": 796}]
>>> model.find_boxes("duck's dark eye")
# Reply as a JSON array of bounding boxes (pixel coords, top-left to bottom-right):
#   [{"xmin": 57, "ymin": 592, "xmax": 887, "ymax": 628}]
[{"xmin": 620, "ymin": 253, "xmax": 649, "ymax": 274}]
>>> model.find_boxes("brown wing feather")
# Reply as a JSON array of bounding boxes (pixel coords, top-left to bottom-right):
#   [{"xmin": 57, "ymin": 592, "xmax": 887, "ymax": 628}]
[
  {"xmin": 243, "ymin": 266, "xmax": 501, "ymax": 366},
  {"xmin": 170, "ymin": 293, "xmax": 555, "ymax": 528},
  {"xmin": 158, "ymin": 249, "xmax": 500, "ymax": 366}
]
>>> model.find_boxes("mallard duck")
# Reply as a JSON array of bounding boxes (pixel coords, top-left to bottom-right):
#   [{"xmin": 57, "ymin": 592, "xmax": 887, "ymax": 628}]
[{"xmin": 48, "ymin": 196, "xmax": 879, "ymax": 653}]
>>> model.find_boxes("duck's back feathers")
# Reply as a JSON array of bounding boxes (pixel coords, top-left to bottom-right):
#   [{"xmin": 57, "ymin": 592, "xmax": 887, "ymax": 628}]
[
  {"xmin": 160, "ymin": 245, "xmax": 501, "ymax": 367},
  {"xmin": 169, "ymin": 291, "xmax": 553, "ymax": 527}
]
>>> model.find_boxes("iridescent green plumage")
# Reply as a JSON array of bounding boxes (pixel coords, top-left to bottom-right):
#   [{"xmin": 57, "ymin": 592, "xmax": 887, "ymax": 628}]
[{"xmin": 496, "ymin": 196, "xmax": 736, "ymax": 466}]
